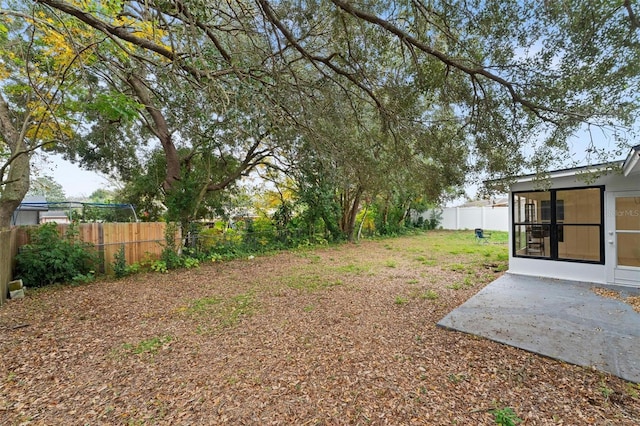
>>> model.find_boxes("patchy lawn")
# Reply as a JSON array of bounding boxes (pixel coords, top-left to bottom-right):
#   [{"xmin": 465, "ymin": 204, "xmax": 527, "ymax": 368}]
[{"xmin": 1, "ymin": 231, "xmax": 638, "ymax": 425}]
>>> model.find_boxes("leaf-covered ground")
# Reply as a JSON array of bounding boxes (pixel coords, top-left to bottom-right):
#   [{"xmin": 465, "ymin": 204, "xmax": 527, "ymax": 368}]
[{"xmin": 1, "ymin": 231, "xmax": 638, "ymax": 425}]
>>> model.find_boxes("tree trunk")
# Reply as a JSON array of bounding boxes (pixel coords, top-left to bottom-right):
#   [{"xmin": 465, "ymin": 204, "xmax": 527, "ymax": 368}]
[
  {"xmin": 0, "ymin": 95, "xmax": 31, "ymax": 304},
  {"xmin": 339, "ymin": 187, "xmax": 363, "ymax": 242},
  {"xmin": 357, "ymin": 203, "xmax": 369, "ymax": 241},
  {"xmin": 127, "ymin": 74, "xmax": 181, "ymax": 191}
]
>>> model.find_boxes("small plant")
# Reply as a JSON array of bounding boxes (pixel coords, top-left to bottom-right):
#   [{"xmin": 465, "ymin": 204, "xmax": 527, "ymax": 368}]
[
  {"xmin": 150, "ymin": 260, "xmax": 168, "ymax": 273},
  {"xmin": 491, "ymin": 407, "xmax": 522, "ymax": 426},
  {"xmin": 447, "ymin": 282, "xmax": 464, "ymax": 290},
  {"xmin": 599, "ymin": 381, "xmax": 614, "ymax": 400},
  {"xmin": 625, "ymin": 383, "xmax": 640, "ymax": 399},
  {"xmin": 284, "ymin": 273, "xmax": 342, "ymax": 292},
  {"xmin": 221, "ymin": 293, "xmax": 257, "ymax": 327},
  {"xmin": 72, "ymin": 271, "xmax": 95, "ymax": 285},
  {"xmin": 186, "ymin": 296, "xmax": 223, "ymax": 314},
  {"xmin": 449, "ymin": 263, "xmax": 466, "ymax": 272},
  {"xmin": 447, "ymin": 373, "xmax": 468, "ymax": 384},
  {"xmin": 385, "ymin": 260, "xmax": 397, "ymax": 268},
  {"xmin": 422, "ymin": 289, "xmax": 439, "ymax": 300},
  {"xmin": 126, "ymin": 262, "xmax": 141, "ymax": 275},
  {"xmin": 183, "ymin": 257, "xmax": 200, "ymax": 269},
  {"xmin": 112, "ymin": 245, "xmax": 128, "ymax": 278},
  {"xmin": 394, "ymin": 296, "xmax": 408, "ymax": 305},
  {"xmin": 161, "ymin": 223, "xmax": 183, "ymax": 269},
  {"xmin": 122, "ymin": 335, "xmax": 173, "ymax": 355},
  {"xmin": 426, "ymin": 209, "xmax": 443, "ymax": 230}
]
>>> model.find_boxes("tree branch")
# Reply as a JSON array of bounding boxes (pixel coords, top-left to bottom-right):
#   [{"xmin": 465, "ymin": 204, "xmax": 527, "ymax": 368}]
[
  {"xmin": 256, "ymin": 0, "xmax": 383, "ymax": 110},
  {"xmin": 329, "ymin": 0, "xmax": 566, "ymax": 124},
  {"xmin": 624, "ymin": 0, "xmax": 640, "ymax": 29}
]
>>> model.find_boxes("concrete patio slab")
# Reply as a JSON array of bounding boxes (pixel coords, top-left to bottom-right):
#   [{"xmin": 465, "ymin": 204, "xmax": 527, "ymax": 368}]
[{"xmin": 437, "ymin": 273, "xmax": 640, "ymax": 383}]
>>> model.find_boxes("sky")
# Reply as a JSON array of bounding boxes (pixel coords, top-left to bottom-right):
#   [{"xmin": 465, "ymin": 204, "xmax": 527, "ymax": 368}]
[
  {"xmin": 44, "ymin": 133, "xmax": 635, "ymax": 202},
  {"xmin": 42, "ymin": 154, "xmax": 112, "ymax": 199}
]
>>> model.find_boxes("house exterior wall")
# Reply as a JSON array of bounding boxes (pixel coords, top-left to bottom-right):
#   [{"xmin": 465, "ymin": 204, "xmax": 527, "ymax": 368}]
[{"xmin": 509, "ymin": 171, "xmax": 639, "ymax": 286}]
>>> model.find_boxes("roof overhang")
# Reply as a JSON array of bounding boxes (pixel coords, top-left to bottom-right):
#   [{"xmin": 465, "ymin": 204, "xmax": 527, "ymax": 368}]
[
  {"xmin": 484, "ymin": 145, "xmax": 639, "ymax": 192},
  {"xmin": 622, "ymin": 144, "xmax": 640, "ymax": 176},
  {"xmin": 505, "ymin": 161, "xmax": 622, "ymax": 185}
]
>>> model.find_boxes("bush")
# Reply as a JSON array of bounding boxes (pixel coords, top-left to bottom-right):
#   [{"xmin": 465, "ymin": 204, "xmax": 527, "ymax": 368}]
[
  {"xmin": 112, "ymin": 245, "xmax": 128, "ymax": 278},
  {"xmin": 111, "ymin": 244, "xmax": 143, "ymax": 278},
  {"xmin": 15, "ymin": 223, "xmax": 98, "ymax": 287},
  {"xmin": 426, "ymin": 209, "xmax": 443, "ymax": 230},
  {"xmin": 161, "ymin": 222, "xmax": 183, "ymax": 269}
]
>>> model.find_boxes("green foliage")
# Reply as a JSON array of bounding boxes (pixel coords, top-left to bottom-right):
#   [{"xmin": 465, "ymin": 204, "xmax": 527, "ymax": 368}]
[
  {"xmin": 150, "ymin": 260, "xmax": 168, "ymax": 274},
  {"xmin": 122, "ymin": 335, "xmax": 173, "ymax": 355},
  {"xmin": 184, "ymin": 292, "xmax": 257, "ymax": 329},
  {"xmin": 186, "ymin": 296, "xmax": 223, "ymax": 314},
  {"xmin": 111, "ymin": 245, "xmax": 142, "ymax": 277},
  {"xmin": 426, "ymin": 209, "xmax": 443, "ymax": 230},
  {"xmin": 491, "ymin": 407, "xmax": 522, "ymax": 426},
  {"xmin": 384, "ymin": 260, "xmax": 397, "ymax": 268},
  {"xmin": 161, "ymin": 223, "xmax": 182, "ymax": 270},
  {"xmin": 183, "ymin": 257, "xmax": 200, "ymax": 269},
  {"xmin": 422, "ymin": 289, "xmax": 439, "ymax": 300},
  {"xmin": 27, "ymin": 176, "xmax": 67, "ymax": 202},
  {"xmin": 282, "ymin": 273, "xmax": 343, "ymax": 292},
  {"xmin": 220, "ymin": 293, "xmax": 257, "ymax": 327},
  {"xmin": 87, "ymin": 92, "xmax": 142, "ymax": 122},
  {"xmin": 15, "ymin": 223, "xmax": 98, "ymax": 287},
  {"xmin": 112, "ymin": 245, "xmax": 128, "ymax": 278},
  {"xmin": 394, "ymin": 296, "xmax": 408, "ymax": 305},
  {"xmin": 71, "ymin": 271, "xmax": 95, "ymax": 285}
]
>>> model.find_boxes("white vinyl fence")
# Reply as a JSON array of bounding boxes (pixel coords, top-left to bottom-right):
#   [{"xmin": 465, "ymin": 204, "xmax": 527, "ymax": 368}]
[{"xmin": 419, "ymin": 206, "xmax": 509, "ymax": 232}]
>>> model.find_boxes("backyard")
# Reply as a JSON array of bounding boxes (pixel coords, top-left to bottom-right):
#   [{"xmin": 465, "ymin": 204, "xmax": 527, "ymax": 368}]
[{"xmin": 1, "ymin": 230, "xmax": 638, "ymax": 425}]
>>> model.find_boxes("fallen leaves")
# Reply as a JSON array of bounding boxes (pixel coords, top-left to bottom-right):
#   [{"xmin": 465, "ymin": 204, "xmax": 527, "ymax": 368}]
[
  {"xmin": 0, "ymin": 232, "xmax": 638, "ymax": 425},
  {"xmin": 592, "ymin": 287, "xmax": 640, "ymax": 313}
]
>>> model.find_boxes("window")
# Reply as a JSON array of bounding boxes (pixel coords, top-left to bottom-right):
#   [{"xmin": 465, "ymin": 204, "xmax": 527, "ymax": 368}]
[{"xmin": 512, "ymin": 186, "xmax": 604, "ymax": 264}]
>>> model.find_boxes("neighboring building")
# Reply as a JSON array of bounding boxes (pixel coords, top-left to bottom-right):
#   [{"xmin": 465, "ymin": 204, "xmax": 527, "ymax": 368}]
[
  {"xmin": 39, "ymin": 210, "xmax": 71, "ymax": 224},
  {"xmin": 11, "ymin": 196, "xmax": 48, "ymax": 225},
  {"xmin": 506, "ymin": 145, "xmax": 640, "ymax": 288}
]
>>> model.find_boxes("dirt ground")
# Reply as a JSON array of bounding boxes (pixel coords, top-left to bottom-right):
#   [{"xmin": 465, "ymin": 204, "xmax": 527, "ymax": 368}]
[{"xmin": 1, "ymin": 232, "xmax": 638, "ymax": 425}]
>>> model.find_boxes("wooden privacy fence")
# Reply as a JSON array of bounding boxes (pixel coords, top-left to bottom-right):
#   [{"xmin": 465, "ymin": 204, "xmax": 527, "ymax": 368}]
[{"xmin": 8, "ymin": 222, "xmax": 181, "ymax": 276}]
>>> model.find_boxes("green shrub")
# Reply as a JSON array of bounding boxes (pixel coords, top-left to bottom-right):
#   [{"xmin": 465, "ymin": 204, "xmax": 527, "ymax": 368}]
[
  {"xmin": 491, "ymin": 407, "xmax": 522, "ymax": 426},
  {"xmin": 112, "ymin": 245, "xmax": 141, "ymax": 278},
  {"xmin": 15, "ymin": 223, "xmax": 98, "ymax": 287},
  {"xmin": 151, "ymin": 260, "xmax": 168, "ymax": 273},
  {"xmin": 161, "ymin": 223, "xmax": 183, "ymax": 269},
  {"xmin": 426, "ymin": 209, "xmax": 443, "ymax": 230},
  {"xmin": 183, "ymin": 257, "xmax": 200, "ymax": 269},
  {"xmin": 112, "ymin": 245, "xmax": 128, "ymax": 278}
]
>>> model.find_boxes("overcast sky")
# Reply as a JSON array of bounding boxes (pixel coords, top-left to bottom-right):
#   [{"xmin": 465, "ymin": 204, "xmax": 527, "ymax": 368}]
[
  {"xmin": 41, "ymin": 154, "xmax": 112, "ymax": 198},
  {"xmin": 40, "ymin": 125, "xmax": 633, "ymax": 201}
]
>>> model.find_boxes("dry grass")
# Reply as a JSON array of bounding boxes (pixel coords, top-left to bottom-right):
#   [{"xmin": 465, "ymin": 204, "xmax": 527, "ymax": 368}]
[{"xmin": 1, "ymin": 231, "xmax": 638, "ymax": 425}]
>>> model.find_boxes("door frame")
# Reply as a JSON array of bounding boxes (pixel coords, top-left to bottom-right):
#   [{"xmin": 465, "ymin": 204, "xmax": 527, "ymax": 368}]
[{"xmin": 606, "ymin": 190, "xmax": 640, "ymax": 287}]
